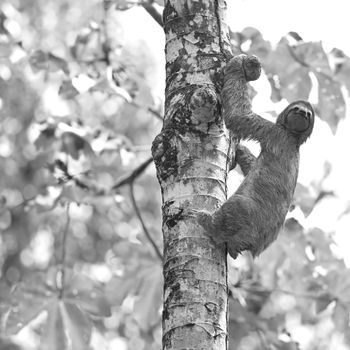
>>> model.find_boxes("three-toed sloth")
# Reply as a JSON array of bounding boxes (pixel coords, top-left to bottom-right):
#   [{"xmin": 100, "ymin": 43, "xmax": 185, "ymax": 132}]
[{"xmin": 195, "ymin": 54, "xmax": 314, "ymax": 259}]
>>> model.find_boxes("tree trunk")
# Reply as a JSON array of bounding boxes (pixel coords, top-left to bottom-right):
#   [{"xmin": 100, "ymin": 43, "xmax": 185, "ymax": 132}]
[{"xmin": 152, "ymin": 1, "xmax": 232, "ymax": 349}]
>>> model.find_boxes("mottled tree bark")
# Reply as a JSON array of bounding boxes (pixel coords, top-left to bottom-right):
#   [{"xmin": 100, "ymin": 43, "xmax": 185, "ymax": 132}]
[{"xmin": 152, "ymin": 0, "xmax": 232, "ymax": 349}]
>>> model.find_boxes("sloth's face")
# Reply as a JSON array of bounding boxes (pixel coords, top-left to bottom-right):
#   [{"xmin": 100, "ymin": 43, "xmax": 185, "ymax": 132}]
[
  {"xmin": 278, "ymin": 101, "xmax": 315, "ymax": 143},
  {"xmin": 285, "ymin": 104, "xmax": 313, "ymax": 133}
]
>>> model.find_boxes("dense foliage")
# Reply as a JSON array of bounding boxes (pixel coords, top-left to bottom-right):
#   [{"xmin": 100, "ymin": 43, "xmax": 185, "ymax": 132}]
[{"xmin": 0, "ymin": 1, "xmax": 349, "ymax": 349}]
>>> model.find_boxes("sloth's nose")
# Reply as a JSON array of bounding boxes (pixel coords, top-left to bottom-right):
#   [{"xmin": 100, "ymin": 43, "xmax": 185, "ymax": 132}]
[{"xmin": 292, "ymin": 106, "xmax": 310, "ymax": 119}]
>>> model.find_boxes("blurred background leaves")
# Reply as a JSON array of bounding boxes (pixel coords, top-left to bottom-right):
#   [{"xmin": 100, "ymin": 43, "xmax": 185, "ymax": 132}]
[{"xmin": 0, "ymin": 0, "xmax": 350, "ymax": 349}]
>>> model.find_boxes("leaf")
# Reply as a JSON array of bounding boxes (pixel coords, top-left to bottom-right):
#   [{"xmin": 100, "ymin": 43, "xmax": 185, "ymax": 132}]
[
  {"xmin": 61, "ymin": 131, "xmax": 84, "ymax": 159},
  {"xmin": 293, "ymin": 183, "xmax": 317, "ymax": 216},
  {"xmin": 40, "ymin": 301, "xmax": 66, "ymax": 350},
  {"xmin": 66, "ymin": 288, "xmax": 111, "ymax": 318},
  {"xmin": 314, "ymin": 71, "xmax": 345, "ymax": 133},
  {"xmin": 105, "ymin": 275, "xmax": 139, "ymax": 306},
  {"xmin": 332, "ymin": 302, "xmax": 350, "ymax": 332},
  {"xmin": 64, "ymin": 274, "xmax": 111, "ymax": 317},
  {"xmin": 40, "ymin": 301, "xmax": 92, "ymax": 350},
  {"xmin": 306, "ymin": 228, "xmax": 337, "ymax": 263},
  {"xmin": 34, "ymin": 125, "xmax": 57, "ymax": 151},
  {"xmin": 105, "ymin": 258, "xmax": 161, "ymax": 317},
  {"xmin": 61, "ymin": 185, "xmax": 89, "ymax": 203},
  {"xmin": 90, "ymin": 76, "xmax": 132, "ymax": 102},
  {"xmin": 0, "ymin": 195, "xmax": 6, "ymax": 209},
  {"xmin": 133, "ymin": 264, "xmax": 162, "ymax": 331},
  {"xmin": 276, "ymin": 341, "xmax": 301, "ymax": 350},
  {"xmin": 324, "ymin": 268, "xmax": 350, "ymax": 302},
  {"xmin": 228, "ymin": 298, "xmax": 266, "ymax": 346},
  {"xmin": 0, "ymin": 337, "xmax": 22, "ymax": 350},
  {"xmin": 0, "ymin": 208, "xmax": 11, "ymax": 230},
  {"xmin": 115, "ymin": 0, "xmax": 133, "ymax": 10},
  {"xmin": 29, "ymin": 50, "xmax": 48, "ymax": 72},
  {"xmin": 241, "ymin": 26, "xmax": 272, "ymax": 59},
  {"xmin": 29, "ymin": 50, "xmax": 69, "ymax": 74},
  {"xmin": 0, "ymin": 41, "xmax": 12, "ymax": 58},
  {"xmin": 61, "ymin": 302, "xmax": 92, "ymax": 350},
  {"xmin": 292, "ymin": 42, "xmax": 346, "ymax": 132},
  {"xmin": 315, "ymin": 293, "xmax": 333, "ymax": 313},
  {"xmin": 58, "ymin": 80, "xmax": 79, "ymax": 100},
  {"xmin": 61, "ymin": 132, "xmax": 93, "ymax": 159},
  {"xmin": 263, "ymin": 37, "xmax": 312, "ymax": 102},
  {"xmin": 35, "ymin": 187, "xmax": 63, "ymax": 212},
  {"xmin": 5, "ymin": 275, "xmax": 54, "ymax": 335},
  {"xmin": 333, "ymin": 53, "xmax": 350, "ymax": 96},
  {"xmin": 5, "ymin": 271, "xmax": 94, "ymax": 347},
  {"xmin": 75, "ymin": 294, "xmax": 111, "ymax": 318},
  {"xmin": 71, "ymin": 26, "xmax": 102, "ymax": 61},
  {"xmin": 47, "ymin": 53, "xmax": 70, "ymax": 75},
  {"xmin": 293, "ymin": 41, "xmax": 332, "ymax": 74}
]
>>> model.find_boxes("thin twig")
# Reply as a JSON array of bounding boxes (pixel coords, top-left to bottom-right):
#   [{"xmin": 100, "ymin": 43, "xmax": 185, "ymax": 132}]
[
  {"xmin": 9, "ymin": 196, "xmax": 36, "ymax": 210},
  {"xmin": 147, "ymin": 106, "xmax": 163, "ymax": 120},
  {"xmin": 239, "ymin": 285, "xmax": 350, "ymax": 305},
  {"xmin": 129, "ymin": 100, "xmax": 163, "ymax": 120},
  {"xmin": 255, "ymin": 329, "xmax": 269, "ymax": 350},
  {"xmin": 112, "ymin": 157, "xmax": 153, "ymax": 190},
  {"xmin": 274, "ymin": 288, "xmax": 343, "ymax": 303},
  {"xmin": 140, "ymin": 1, "xmax": 163, "ymax": 27},
  {"xmin": 129, "ymin": 183, "xmax": 163, "ymax": 261},
  {"xmin": 59, "ymin": 203, "xmax": 71, "ymax": 299}
]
